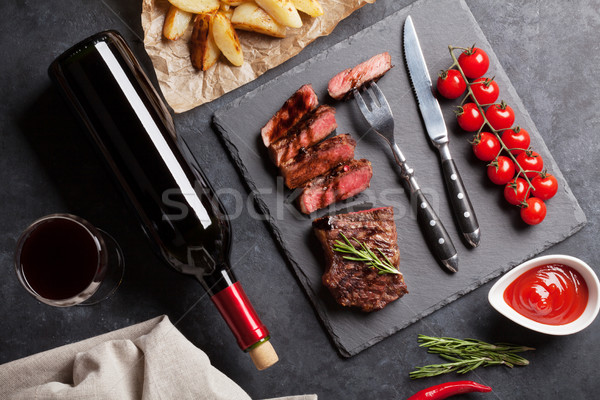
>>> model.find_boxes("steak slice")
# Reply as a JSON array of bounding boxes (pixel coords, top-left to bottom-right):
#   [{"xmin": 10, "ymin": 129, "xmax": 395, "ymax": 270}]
[
  {"xmin": 261, "ymin": 84, "xmax": 318, "ymax": 147},
  {"xmin": 268, "ymin": 105, "xmax": 337, "ymax": 167},
  {"xmin": 280, "ymin": 134, "xmax": 356, "ymax": 189},
  {"xmin": 312, "ymin": 207, "xmax": 408, "ymax": 312},
  {"xmin": 327, "ymin": 52, "xmax": 392, "ymax": 100},
  {"xmin": 298, "ymin": 159, "xmax": 373, "ymax": 214}
]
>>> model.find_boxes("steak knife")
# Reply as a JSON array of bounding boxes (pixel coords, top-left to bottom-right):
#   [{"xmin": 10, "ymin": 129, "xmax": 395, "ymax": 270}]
[{"xmin": 403, "ymin": 15, "xmax": 480, "ymax": 248}]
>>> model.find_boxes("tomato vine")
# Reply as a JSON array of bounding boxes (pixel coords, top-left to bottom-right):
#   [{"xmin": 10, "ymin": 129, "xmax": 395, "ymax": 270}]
[{"xmin": 437, "ymin": 44, "xmax": 557, "ymax": 225}]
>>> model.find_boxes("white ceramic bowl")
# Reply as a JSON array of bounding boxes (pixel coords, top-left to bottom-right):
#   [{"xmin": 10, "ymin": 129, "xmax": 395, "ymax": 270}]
[{"xmin": 488, "ymin": 255, "xmax": 600, "ymax": 335}]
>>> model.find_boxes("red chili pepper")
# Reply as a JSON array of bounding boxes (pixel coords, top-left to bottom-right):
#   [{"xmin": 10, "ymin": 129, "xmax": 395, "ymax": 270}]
[{"xmin": 406, "ymin": 380, "xmax": 492, "ymax": 400}]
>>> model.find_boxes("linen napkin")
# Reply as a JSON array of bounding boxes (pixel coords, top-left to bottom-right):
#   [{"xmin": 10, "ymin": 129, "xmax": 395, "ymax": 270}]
[{"xmin": 0, "ymin": 315, "xmax": 316, "ymax": 400}]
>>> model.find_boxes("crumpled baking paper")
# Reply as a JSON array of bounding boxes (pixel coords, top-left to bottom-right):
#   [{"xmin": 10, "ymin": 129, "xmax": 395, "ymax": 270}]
[{"xmin": 141, "ymin": 0, "xmax": 376, "ymax": 113}]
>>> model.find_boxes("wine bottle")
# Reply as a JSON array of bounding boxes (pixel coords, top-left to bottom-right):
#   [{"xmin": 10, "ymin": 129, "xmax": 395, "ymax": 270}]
[{"xmin": 48, "ymin": 30, "xmax": 277, "ymax": 370}]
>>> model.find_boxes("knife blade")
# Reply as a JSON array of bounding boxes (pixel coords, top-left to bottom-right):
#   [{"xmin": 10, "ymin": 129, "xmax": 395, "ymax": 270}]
[{"xmin": 403, "ymin": 15, "xmax": 480, "ymax": 248}]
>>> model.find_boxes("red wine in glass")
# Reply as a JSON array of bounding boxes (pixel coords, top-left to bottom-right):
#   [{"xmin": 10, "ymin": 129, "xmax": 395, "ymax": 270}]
[{"xmin": 15, "ymin": 214, "xmax": 124, "ymax": 307}]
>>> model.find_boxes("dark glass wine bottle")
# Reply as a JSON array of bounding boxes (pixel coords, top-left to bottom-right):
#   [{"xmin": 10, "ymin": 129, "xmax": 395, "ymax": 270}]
[{"xmin": 48, "ymin": 30, "xmax": 277, "ymax": 370}]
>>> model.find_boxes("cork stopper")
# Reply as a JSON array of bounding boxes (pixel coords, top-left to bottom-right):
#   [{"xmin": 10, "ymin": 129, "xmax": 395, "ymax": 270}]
[{"xmin": 248, "ymin": 340, "xmax": 278, "ymax": 370}]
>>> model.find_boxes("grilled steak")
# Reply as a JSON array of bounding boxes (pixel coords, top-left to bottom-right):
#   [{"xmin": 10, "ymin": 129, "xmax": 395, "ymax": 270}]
[
  {"xmin": 298, "ymin": 159, "xmax": 373, "ymax": 214},
  {"xmin": 327, "ymin": 52, "xmax": 392, "ymax": 100},
  {"xmin": 280, "ymin": 134, "xmax": 356, "ymax": 189},
  {"xmin": 261, "ymin": 84, "xmax": 319, "ymax": 147},
  {"xmin": 268, "ymin": 105, "xmax": 337, "ymax": 167},
  {"xmin": 312, "ymin": 207, "xmax": 408, "ymax": 312}
]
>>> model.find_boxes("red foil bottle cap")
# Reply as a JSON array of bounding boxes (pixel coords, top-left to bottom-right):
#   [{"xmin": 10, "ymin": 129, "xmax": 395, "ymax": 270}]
[{"xmin": 210, "ymin": 282, "xmax": 270, "ymax": 351}]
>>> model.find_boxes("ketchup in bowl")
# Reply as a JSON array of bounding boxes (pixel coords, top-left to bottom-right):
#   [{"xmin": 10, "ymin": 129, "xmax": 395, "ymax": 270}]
[{"xmin": 503, "ymin": 263, "xmax": 589, "ymax": 325}]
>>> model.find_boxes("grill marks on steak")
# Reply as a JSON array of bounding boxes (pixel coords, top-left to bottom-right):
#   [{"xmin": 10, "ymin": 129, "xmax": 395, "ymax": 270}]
[
  {"xmin": 280, "ymin": 134, "xmax": 356, "ymax": 189},
  {"xmin": 261, "ymin": 84, "xmax": 318, "ymax": 147},
  {"xmin": 327, "ymin": 52, "xmax": 392, "ymax": 100},
  {"xmin": 261, "ymin": 83, "xmax": 375, "ymax": 214},
  {"xmin": 268, "ymin": 105, "xmax": 337, "ymax": 167},
  {"xmin": 313, "ymin": 207, "xmax": 408, "ymax": 312},
  {"xmin": 298, "ymin": 159, "xmax": 373, "ymax": 214}
]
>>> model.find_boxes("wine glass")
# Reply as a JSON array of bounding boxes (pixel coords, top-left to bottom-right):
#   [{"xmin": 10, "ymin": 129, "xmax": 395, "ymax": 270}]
[{"xmin": 14, "ymin": 213, "xmax": 124, "ymax": 307}]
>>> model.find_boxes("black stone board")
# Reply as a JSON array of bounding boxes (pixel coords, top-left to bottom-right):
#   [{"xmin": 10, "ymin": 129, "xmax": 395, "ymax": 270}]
[{"xmin": 213, "ymin": 0, "xmax": 586, "ymax": 357}]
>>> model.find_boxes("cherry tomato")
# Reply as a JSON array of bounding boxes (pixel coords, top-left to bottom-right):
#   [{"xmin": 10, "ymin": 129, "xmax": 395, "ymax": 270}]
[
  {"xmin": 516, "ymin": 150, "xmax": 544, "ymax": 178},
  {"xmin": 531, "ymin": 173, "xmax": 558, "ymax": 200},
  {"xmin": 504, "ymin": 177, "xmax": 530, "ymax": 206},
  {"xmin": 437, "ymin": 69, "xmax": 467, "ymax": 99},
  {"xmin": 470, "ymin": 77, "xmax": 499, "ymax": 104},
  {"xmin": 520, "ymin": 197, "xmax": 547, "ymax": 225},
  {"xmin": 456, "ymin": 103, "xmax": 484, "ymax": 132},
  {"xmin": 472, "ymin": 131, "xmax": 500, "ymax": 161},
  {"xmin": 501, "ymin": 127, "xmax": 530, "ymax": 155},
  {"xmin": 485, "ymin": 101, "xmax": 515, "ymax": 130},
  {"xmin": 458, "ymin": 46, "xmax": 490, "ymax": 79},
  {"xmin": 487, "ymin": 155, "xmax": 515, "ymax": 185}
]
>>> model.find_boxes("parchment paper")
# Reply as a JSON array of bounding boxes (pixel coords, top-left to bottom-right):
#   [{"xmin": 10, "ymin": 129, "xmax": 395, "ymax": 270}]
[{"xmin": 141, "ymin": 0, "xmax": 375, "ymax": 113}]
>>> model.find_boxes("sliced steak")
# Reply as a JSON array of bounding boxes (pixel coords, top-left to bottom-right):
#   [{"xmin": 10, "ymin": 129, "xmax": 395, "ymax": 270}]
[
  {"xmin": 298, "ymin": 159, "xmax": 373, "ymax": 214},
  {"xmin": 312, "ymin": 207, "xmax": 408, "ymax": 312},
  {"xmin": 268, "ymin": 105, "xmax": 337, "ymax": 167},
  {"xmin": 280, "ymin": 134, "xmax": 356, "ymax": 189},
  {"xmin": 327, "ymin": 52, "xmax": 392, "ymax": 100},
  {"xmin": 261, "ymin": 84, "xmax": 319, "ymax": 147}
]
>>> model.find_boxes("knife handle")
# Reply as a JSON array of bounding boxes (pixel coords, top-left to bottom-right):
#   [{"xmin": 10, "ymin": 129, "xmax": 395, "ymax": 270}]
[
  {"xmin": 412, "ymin": 189, "xmax": 458, "ymax": 273},
  {"xmin": 441, "ymin": 158, "xmax": 480, "ymax": 248}
]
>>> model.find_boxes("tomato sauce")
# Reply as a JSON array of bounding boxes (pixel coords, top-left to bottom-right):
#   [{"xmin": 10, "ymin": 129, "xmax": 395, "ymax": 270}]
[{"xmin": 503, "ymin": 263, "xmax": 588, "ymax": 325}]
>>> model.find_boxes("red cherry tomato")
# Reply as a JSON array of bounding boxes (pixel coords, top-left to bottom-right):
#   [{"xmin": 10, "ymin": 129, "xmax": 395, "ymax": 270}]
[
  {"xmin": 437, "ymin": 69, "xmax": 467, "ymax": 99},
  {"xmin": 485, "ymin": 101, "xmax": 515, "ymax": 130},
  {"xmin": 501, "ymin": 127, "xmax": 531, "ymax": 155},
  {"xmin": 458, "ymin": 46, "xmax": 490, "ymax": 79},
  {"xmin": 531, "ymin": 173, "xmax": 558, "ymax": 200},
  {"xmin": 487, "ymin": 155, "xmax": 515, "ymax": 185},
  {"xmin": 516, "ymin": 150, "xmax": 544, "ymax": 178},
  {"xmin": 457, "ymin": 103, "xmax": 484, "ymax": 132},
  {"xmin": 472, "ymin": 131, "xmax": 500, "ymax": 161},
  {"xmin": 520, "ymin": 197, "xmax": 547, "ymax": 225},
  {"xmin": 504, "ymin": 177, "xmax": 531, "ymax": 206},
  {"xmin": 470, "ymin": 77, "xmax": 499, "ymax": 104}
]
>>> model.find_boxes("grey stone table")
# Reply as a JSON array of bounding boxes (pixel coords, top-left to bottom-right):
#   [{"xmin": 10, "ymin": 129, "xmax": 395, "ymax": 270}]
[{"xmin": 1, "ymin": 1, "xmax": 598, "ymax": 399}]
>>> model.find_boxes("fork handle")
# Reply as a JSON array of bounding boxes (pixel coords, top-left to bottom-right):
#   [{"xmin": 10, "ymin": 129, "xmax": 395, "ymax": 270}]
[
  {"xmin": 441, "ymin": 158, "xmax": 480, "ymax": 248},
  {"xmin": 412, "ymin": 189, "xmax": 459, "ymax": 273}
]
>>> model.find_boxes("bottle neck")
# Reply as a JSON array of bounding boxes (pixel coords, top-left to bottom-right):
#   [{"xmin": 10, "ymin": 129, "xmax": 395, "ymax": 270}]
[
  {"xmin": 210, "ymin": 281, "xmax": 270, "ymax": 351},
  {"xmin": 198, "ymin": 265, "xmax": 236, "ymax": 295}
]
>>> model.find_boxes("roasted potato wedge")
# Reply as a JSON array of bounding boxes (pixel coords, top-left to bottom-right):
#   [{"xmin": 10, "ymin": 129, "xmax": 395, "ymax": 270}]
[
  {"xmin": 211, "ymin": 11, "xmax": 244, "ymax": 67},
  {"xmin": 167, "ymin": 0, "xmax": 220, "ymax": 14},
  {"xmin": 231, "ymin": 2, "xmax": 287, "ymax": 38},
  {"xmin": 291, "ymin": 0, "xmax": 323, "ymax": 17},
  {"xmin": 220, "ymin": 0, "xmax": 246, "ymax": 5},
  {"xmin": 220, "ymin": 6, "xmax": 234, "ymax": 20},
  {"xmin": 190, "ymin": 13, "xmax": 221, "ymax": 71},
  {"xmin": 255, "ymin": 0, "xmax": 302, "ymax": 28},
  {"xmin": 163, "ymin": 5, "xmax": 194, "ymax": 40}
]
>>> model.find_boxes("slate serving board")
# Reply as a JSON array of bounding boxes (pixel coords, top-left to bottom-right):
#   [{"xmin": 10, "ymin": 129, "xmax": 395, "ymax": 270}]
[{"xmin": 212, "ymin": 0, "xmax": 586, "ymax": 357}]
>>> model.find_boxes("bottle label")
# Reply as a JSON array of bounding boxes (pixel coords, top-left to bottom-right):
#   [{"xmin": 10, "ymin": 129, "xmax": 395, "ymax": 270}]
[{"xmin": 210, "ymin": 282, "xmax": 270, "ymax": 350}]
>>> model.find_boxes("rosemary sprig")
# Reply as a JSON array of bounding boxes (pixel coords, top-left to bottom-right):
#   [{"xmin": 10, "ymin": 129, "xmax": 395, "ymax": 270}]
[
  {"xmin": 332, "ymin": 233, "xmax": 400, "ymax": 275},
  {"xmin": 410, "ymin": 335, "xmax": 534, "ymax": 379}
]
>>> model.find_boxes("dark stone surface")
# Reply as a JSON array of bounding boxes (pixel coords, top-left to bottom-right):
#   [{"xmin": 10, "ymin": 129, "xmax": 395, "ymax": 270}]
[
  {"xmin": 214, "ymin": 0, "xmax": 586, "ymax": 358},
  {"xmin": 0, "ymin": 0, "xmax": 599, "ymax": 399}
]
